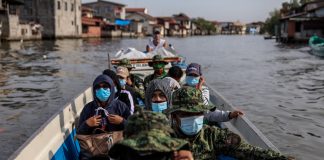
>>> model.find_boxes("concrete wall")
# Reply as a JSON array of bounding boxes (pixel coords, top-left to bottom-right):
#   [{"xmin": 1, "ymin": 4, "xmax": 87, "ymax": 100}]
[
  {"xmin": 54, "ymin": 0, "xmax": 81, "ymax": 38},
  {"xmin": 82, "ymin": 26, "xmax": 101, "ymax": 37},
  {"xmin": 0, "ymin": 9, "xmax": 41, "ymax": 40},
  {"xmin": 18, "ymin": 0, "xmax": 82, "ymax": 38}
]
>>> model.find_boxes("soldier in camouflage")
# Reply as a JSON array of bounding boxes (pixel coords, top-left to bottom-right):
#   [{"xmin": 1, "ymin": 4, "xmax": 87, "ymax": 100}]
[
  {"xmin": 115, "ymin": 58, "xmax": 145, "ymax": 102},
  {"xmin": 144, "ymin": 55, "xmax": 168, "ymax": 90},
  {"xmin": 165, "ymin": 87, "xmax": 295, "ymax": 160},
  {"xmin": 109, "ymin": 110, "xmax": 193, "ymax": 160}
]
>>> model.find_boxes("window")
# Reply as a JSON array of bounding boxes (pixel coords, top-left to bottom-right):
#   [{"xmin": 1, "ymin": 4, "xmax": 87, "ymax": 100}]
[
  {"xmin": 71, "ymin": 3, "xmax": 74, "ymax": 12},
  {"xmin": 21, "ymin": 29, "xmax": 27, "ymax": 36},
  {"xmin": 65, "ymin": 2, "xmax": 67, "ymax": 11},
  {"xmin": 57, "ymin": 1, "xmax": 61, "ymax": 10},
  {"xmin": 9, "ymin": 5, "xmax": 17, "ymax": 14}
]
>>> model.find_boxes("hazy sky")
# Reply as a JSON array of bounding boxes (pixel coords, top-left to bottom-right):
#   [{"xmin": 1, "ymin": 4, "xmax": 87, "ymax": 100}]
[{"xmin": 82, "ymin": 0, "xmax": 289, "ymax": 23}]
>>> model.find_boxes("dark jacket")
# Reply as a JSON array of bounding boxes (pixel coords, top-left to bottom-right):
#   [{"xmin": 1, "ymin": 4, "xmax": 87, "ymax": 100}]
[{"xmin": 77, "ymin": 75, "xmax": 130, "ymax": 134}]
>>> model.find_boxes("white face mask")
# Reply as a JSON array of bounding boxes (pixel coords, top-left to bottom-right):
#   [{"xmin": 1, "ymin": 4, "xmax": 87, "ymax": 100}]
[{"xmin": 179, "ymin": 115, "xmax": 204, "ymax": 136}]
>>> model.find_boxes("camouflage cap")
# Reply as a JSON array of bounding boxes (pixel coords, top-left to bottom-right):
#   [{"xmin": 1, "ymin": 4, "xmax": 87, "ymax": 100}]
[
  {"xmin": 165, "ymin": 86, "xmax": 216, "ymax": 114},
  {"xmin": 115, "ymin": 110, "xmax": 188, "ymax": 152},
  {"xmin": 116, "ymin": 58, "xmax": 134, "ymax": 69},
  {"xmin": 148, "ymin": 55, "xmax": 168, "ymax": 67}
]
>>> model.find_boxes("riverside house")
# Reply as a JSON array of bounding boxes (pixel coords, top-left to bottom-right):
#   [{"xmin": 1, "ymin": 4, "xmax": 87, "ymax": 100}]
[
  {"xmin": 173, "ymin": 13, "xmax": 192, "ymax": 36},
  {"xmin": 126, "ymin": 8, "xmax": 162, "ymax": 36},
  {"xmin": 81, "ymin": 6, "xmax": 103, "ymax": 38},
  {"xmin": 0, "ymin": 0, "xmax": 42, "ymax": 40},
  {"xmin": 278, "ymin": 0, "xmax": 324, "ymax": 43},
  {"xmin": 18, "ymin": 0, "xmax": 82, "ymax": 39},
  {"xmin": 83, "ymin": 0, "xmax": 133, "ymax": 38}
]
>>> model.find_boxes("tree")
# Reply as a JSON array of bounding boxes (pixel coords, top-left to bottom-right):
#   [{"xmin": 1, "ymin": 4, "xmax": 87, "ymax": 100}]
[
  {"xmin": 300, "ymin": 0, "xmax": 314, "ymax": 5},
  {"xmin": 263, "ymin": 9, "xmax": 281, "ymax": 36},
  {"xmin": 191, "ymin": 18, "xmax": 216, "ymax": 35}
]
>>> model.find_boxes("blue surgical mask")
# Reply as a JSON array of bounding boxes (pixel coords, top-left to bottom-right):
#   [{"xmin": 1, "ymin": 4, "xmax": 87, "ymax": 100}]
[
  {"xmin": 180, "ymin": 115, "xmax": 204, "ymax": 136},
  {"xmin": 186, "ymin": 76, "xmax": 200, "ymax": 86},
  {"xmin": 151, "ymin": 102, "xmax": 168, "ymax": 113},
  {"xmin": 95, "ymin": 88, "xmax": 111, "ymax": 102},
  {"xmin": 119, "ymin": 79, "xmax": 126, "ymax": 87}
]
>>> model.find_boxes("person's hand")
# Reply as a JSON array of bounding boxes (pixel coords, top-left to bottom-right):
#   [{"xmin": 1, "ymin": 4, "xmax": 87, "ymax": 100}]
[
  {"xmin": 198, "ymin": 76, "xmax": 205, "ymax": 90},
  {"xmin": 173, "ymin": 150, "xmax": 194, "ymax": 160},
  {"xmin": 86, "ymin": 115, "xmax": 102, "ymax": 127},
  {"xmin": 108, "ymin": 114, "xmax": 124, "ymax": 125},
  {"xmin": 229, "ymin": 110, "xmax": 244, "ymax": 119}
]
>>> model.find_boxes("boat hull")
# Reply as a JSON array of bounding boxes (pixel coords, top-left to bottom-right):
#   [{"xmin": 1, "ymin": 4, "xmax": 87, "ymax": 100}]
[{"xmin": 9, "ymin": 70, "xmax": 279, "ymax": 159}]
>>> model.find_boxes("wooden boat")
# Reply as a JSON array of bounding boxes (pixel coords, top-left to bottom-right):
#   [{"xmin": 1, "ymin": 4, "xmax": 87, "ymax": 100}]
[
  {"xmin": 9, "ymin": 49, "xmax": 279, "ymax": 160},
  {"xmin": 309, "ymin": 36, "xmax": 324, "ymax": 57}
]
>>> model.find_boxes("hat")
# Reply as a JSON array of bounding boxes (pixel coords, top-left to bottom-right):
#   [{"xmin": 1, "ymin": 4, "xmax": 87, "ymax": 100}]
[
  {"xmin": 111, "ymin": 111, "xmax": 188, "ymax": 153},
  {"xmin": 185, "ymin": 63, "xmax": 202, "ymax": 76},
  {"xmin": 116, "ymin": 66, "xmax": 129, "ymax": 78},
  {"xmin": 148, "ymin": 55, "xmax": 168, "ymax": 67},
  {"xmin": 115, "ymin": 58, "xmax": 134, "ymax": 69},
  {"xmin": 165, "ymin": 87, "xmax": 215, "ymax": 114}
]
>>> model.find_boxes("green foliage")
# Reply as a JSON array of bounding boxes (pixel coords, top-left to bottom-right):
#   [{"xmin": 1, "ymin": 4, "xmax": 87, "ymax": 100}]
[
  {"xmin": 299, "ymin": 0, "xmax": 314, "ymax": 5},
  {"xmin": 192, "ymin": 18, "xmax": 216, "ymax": 34},
  {"xmin": 263, "ymin": 9, "xmax": 281, "ymax": 36}
]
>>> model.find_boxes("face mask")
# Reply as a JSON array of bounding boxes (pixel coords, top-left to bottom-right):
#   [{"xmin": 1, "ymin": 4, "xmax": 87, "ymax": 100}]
[
  {"xmin": 180, "ymin": 115, "xmax": 204, "ymax": 136},
  {"xmin": 119, "ymin": 79, "xmax": 126, "ymax": 87},
  {"xmin": 151, "ymin": 102, "xmax": 168, "ymax": 113},
  {"xmin": 95, "ymin": 88, "xmax": 111, "ymax": 102},
  {"xmin": 153, "ymin": 63, "xmax": 165, "ymax": 70},
  {"xmin": 114, "ymin": 86, "xmax": 118, "ymax": 93},
  {"xmin": 186, "ymin": 76, "xmax": 200, "ymax": 86}
]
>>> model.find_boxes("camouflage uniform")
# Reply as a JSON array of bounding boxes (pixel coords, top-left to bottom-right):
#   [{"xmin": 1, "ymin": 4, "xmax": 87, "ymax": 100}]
[
  {"xmin": 165, "ymin": 87, "xmax": 292, "ymax": 160},
  {"xmin": 108, "ymin": 110, "xmax": 189, "ymax": 160},
  {"xmin": 116, "ymin": 58, "xmax": 145, "ymax": 100},
  {"xmin": 144, "ymin": 55, "xmax": 168, "ymax": 89}
]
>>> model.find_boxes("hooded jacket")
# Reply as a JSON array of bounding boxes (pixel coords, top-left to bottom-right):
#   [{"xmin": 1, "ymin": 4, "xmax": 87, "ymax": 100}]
[
  {"xmin": 144, "ymin": 79, "xmax": 172, "ymax": 110},
  {"xmin": 77, "ymin": 74, "xmax": 130, "ymax": 134}
]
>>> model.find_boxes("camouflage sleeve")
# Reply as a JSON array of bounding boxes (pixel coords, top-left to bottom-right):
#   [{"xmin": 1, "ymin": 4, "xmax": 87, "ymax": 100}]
[
  {"xmin": 214, "ymin": 128, "xmax": 289, "ymax": 160},
  {"xmin": 227, "ymin": 142, "xmax": 289, "ymax": 160},
  {"xmin": 143, "ymin": 76, "xmax": 150, "ymax": 90}
]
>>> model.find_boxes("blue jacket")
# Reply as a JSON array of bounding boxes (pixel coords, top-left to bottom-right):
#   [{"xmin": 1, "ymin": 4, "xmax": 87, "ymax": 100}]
[{"xmin": 77, "ymin": 74, "xmax": 130, "ymax": 134}]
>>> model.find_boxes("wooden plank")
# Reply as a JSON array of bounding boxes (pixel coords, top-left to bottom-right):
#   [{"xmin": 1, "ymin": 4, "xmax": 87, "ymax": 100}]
[{"xmin": 111, "ymin": 57, "xmax": 181, "ymax": 65}]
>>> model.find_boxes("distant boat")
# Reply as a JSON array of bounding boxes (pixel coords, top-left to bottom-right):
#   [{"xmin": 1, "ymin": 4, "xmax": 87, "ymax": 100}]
[{"xmin": 309, "ymin": 36, "xmax": 324, "ymax": 57}]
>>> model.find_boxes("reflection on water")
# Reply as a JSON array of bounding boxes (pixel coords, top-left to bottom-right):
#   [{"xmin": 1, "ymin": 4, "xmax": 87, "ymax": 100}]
[{"xmin": 0, "ymin": 36, "xmax": 324, "ymax": 159}]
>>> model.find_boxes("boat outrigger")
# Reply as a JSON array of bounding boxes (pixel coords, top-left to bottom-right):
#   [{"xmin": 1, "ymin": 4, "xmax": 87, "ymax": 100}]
[{"xmin": 9, "ymin": 48, "xmax": 279, "ymax": 160}]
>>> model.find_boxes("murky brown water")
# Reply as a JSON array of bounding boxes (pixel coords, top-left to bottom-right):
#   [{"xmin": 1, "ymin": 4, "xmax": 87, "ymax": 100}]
[{"xmin": 0, "ymin": 36, "xmax": 323, "ymax": 159}]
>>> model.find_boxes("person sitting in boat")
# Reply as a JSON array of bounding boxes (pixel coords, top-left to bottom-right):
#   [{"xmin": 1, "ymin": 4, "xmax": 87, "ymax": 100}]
[
  {"xmin": 77, "ymin": 74, "xmax": 130, "ymax": 159},
  {"xmin": 115, "ymin": 58, "xmax": 145, "ymax": 105},
  {"xmin": 144, "ymin": 79, "xmax": 172, "ymax": 113},
  {"xmin": 165, "ymin": 87, "xmax": 294, "ymax": 160},
  {"xmin": 109, "ymin": 110, "xmax": 193, "ymax": 160},
  {"xmin": 163, "ymin": 66, "xmax": 183, "ymax": 91},
  {"xmin": 183, "ymin": 63, "xmax": 243, "ymax": 124},
  {"xmin": 116, "ymin": 66, "xmax": 135, "ymax": 114},
  {"xmin": 143, "ymin": 55, "xmax": 168, "ymax": 90},
  {"xmin": 145, "ymin": 79, "xmax": 242, "ymax": 124},
  {"xmin": 146, "ymin": 30, "xmax": 167, "ymax": 53}
]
